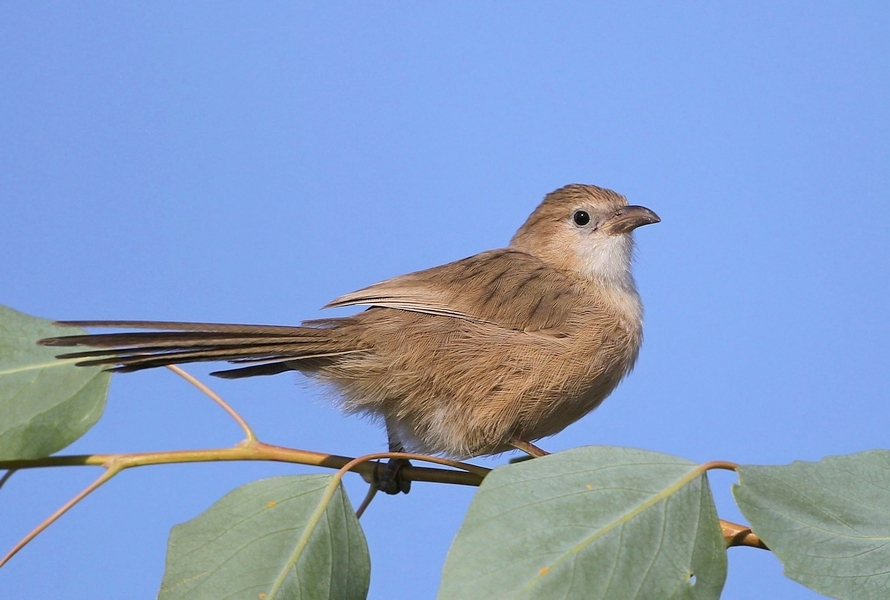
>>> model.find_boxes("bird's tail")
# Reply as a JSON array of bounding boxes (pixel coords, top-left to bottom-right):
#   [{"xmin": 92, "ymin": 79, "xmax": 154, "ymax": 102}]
[{"xmin": 38, "ymin": 320, "xmax": 362, "ymax": 378}]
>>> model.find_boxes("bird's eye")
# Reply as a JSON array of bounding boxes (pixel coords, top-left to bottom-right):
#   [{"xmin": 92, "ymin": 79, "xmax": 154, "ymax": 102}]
[{"xmin": 572, "ymin": 210, "xmax": 590, "ymax": 226}]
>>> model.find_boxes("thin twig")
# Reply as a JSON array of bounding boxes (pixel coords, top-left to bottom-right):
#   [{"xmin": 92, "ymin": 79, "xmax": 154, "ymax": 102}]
[
  {"xmin": 165, "ymin": 365, "xmax": 257, "ymax": 442},
  {"xmin": 0, "ymin": 467, "xmax": 119, "ymax": 568},
  {"xmin": 0, "ymin": 444, "xmax": 489, "ymax": 486},
  {"xmin": 354, "ymin": 485, "xmax": 378, "ymax": 519}
]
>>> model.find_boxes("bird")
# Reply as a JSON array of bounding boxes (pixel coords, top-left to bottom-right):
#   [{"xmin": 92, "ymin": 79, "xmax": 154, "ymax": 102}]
[{"xmin": 40, "ymin": 184, "xmax": 659, "ymax": 492}]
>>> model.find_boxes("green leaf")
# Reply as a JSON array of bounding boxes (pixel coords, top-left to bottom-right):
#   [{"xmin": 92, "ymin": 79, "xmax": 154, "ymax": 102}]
[
  {"xmin": 158, "ymin": 475, "xmax": 370, "ymax": 600},
  {"xmin": 0, "ymin": 305, "xmax": 110, "ymax": 460},
  {"xmin": 438, "ymin": 446, "xmax": 727, "ymax": 600},
  {"xmin": 734, "ymin": 451, "xmax": 890, "ymax": 599}
]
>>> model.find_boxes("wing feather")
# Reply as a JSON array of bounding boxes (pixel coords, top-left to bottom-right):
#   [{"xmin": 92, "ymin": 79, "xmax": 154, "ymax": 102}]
[{"xmin": 325, "ymin": 249, "xmax": 587, "ymax": 332}]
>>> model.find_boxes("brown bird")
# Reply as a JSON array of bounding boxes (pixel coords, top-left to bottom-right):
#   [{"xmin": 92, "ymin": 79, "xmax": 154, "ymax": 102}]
[{"xmin": 40, "ymin": 184, "xmax": 659, "ymax": 492}]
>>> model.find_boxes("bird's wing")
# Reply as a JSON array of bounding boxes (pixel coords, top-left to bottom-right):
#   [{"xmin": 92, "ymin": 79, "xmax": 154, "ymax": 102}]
[{"xmin": 325, "ymin": 249, "xmax": 587, "ymax": 332}]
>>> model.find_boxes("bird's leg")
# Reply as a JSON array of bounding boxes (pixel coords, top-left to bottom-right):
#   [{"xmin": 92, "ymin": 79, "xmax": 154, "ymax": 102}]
[
  {"xmin": 509, "ymin": 436, "xmax": 550, "ymax": 458},
  {"xmin": 376, "ymin": 419, "xmax": 412, "ymax": 495}
]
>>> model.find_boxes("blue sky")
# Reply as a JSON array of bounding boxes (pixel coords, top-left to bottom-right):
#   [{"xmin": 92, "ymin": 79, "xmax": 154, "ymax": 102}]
[{"xmin": 2, "ymin": 3, "xmax": 888, "ymax": 598}]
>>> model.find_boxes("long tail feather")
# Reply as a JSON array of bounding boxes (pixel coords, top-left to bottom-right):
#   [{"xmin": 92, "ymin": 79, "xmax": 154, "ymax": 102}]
[
  {"xmin": 38, "ymin": 320, "xmax": 361, "ymax": 376},
  {"xmin": 211, "ymin": 363, "xmax": 295, "ymax": 379}
]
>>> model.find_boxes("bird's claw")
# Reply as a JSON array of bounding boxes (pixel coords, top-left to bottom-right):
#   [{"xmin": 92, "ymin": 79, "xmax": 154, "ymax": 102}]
[{"xmin": 375, "ymin": 457, "xmax": 411, "ymax": 495}]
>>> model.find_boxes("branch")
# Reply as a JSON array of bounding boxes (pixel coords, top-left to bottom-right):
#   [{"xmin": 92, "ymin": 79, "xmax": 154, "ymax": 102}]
[
  {"xmin": 0, "ymin": 443, "xmax": 487, "ymax": 487},
  {"xmin": 0, "ymin": 443, "xmax": 488, "ymax": 568},
  {"xmin": 0, "ymin": 441, "xmax": 767, "ymax": 565}
]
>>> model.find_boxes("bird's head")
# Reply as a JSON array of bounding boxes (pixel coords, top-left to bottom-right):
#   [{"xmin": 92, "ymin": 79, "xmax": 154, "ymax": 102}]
[{"xmin": 510, "ymin": 184, "xmax": 660, "ymax": 288}]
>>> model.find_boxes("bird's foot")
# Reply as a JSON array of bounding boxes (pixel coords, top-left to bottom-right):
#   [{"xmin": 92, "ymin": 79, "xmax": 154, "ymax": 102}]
[{"xmin": 375, "ymin": 457, "xmax": 412, "ymax": 495}]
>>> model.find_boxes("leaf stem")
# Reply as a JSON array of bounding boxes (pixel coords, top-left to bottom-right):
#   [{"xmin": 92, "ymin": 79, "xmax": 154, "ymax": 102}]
[
  {"xmin": 698, "ymin": 461, "xmax": 766, "ymax": 549},
  {"xmin": 165, "ymin": 365, "xmax": 257, "ymax": 442},
  {"xmin": 0, "ymin": 466, "xmax": 120, "ymax": 568},
  {"xmin": 702, "ymin": 460, "xmax": 740, "ymax": 472},
  {"xmin": 721, "ymin": 520, "xmax": 768, "ymax": 550},
  {"xmin": 0, "ymin": 469, "xmax": 15, "ymax": 491},
  {"xmin": 354, "ymin": 485, "xmax": 378, "ymax": 519}
]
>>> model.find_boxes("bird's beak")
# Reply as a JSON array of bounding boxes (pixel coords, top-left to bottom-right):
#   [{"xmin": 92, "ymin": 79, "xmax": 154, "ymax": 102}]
[{"xmin": 600, "ymin": 205, "xmax": 660, "ymax": 234}]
